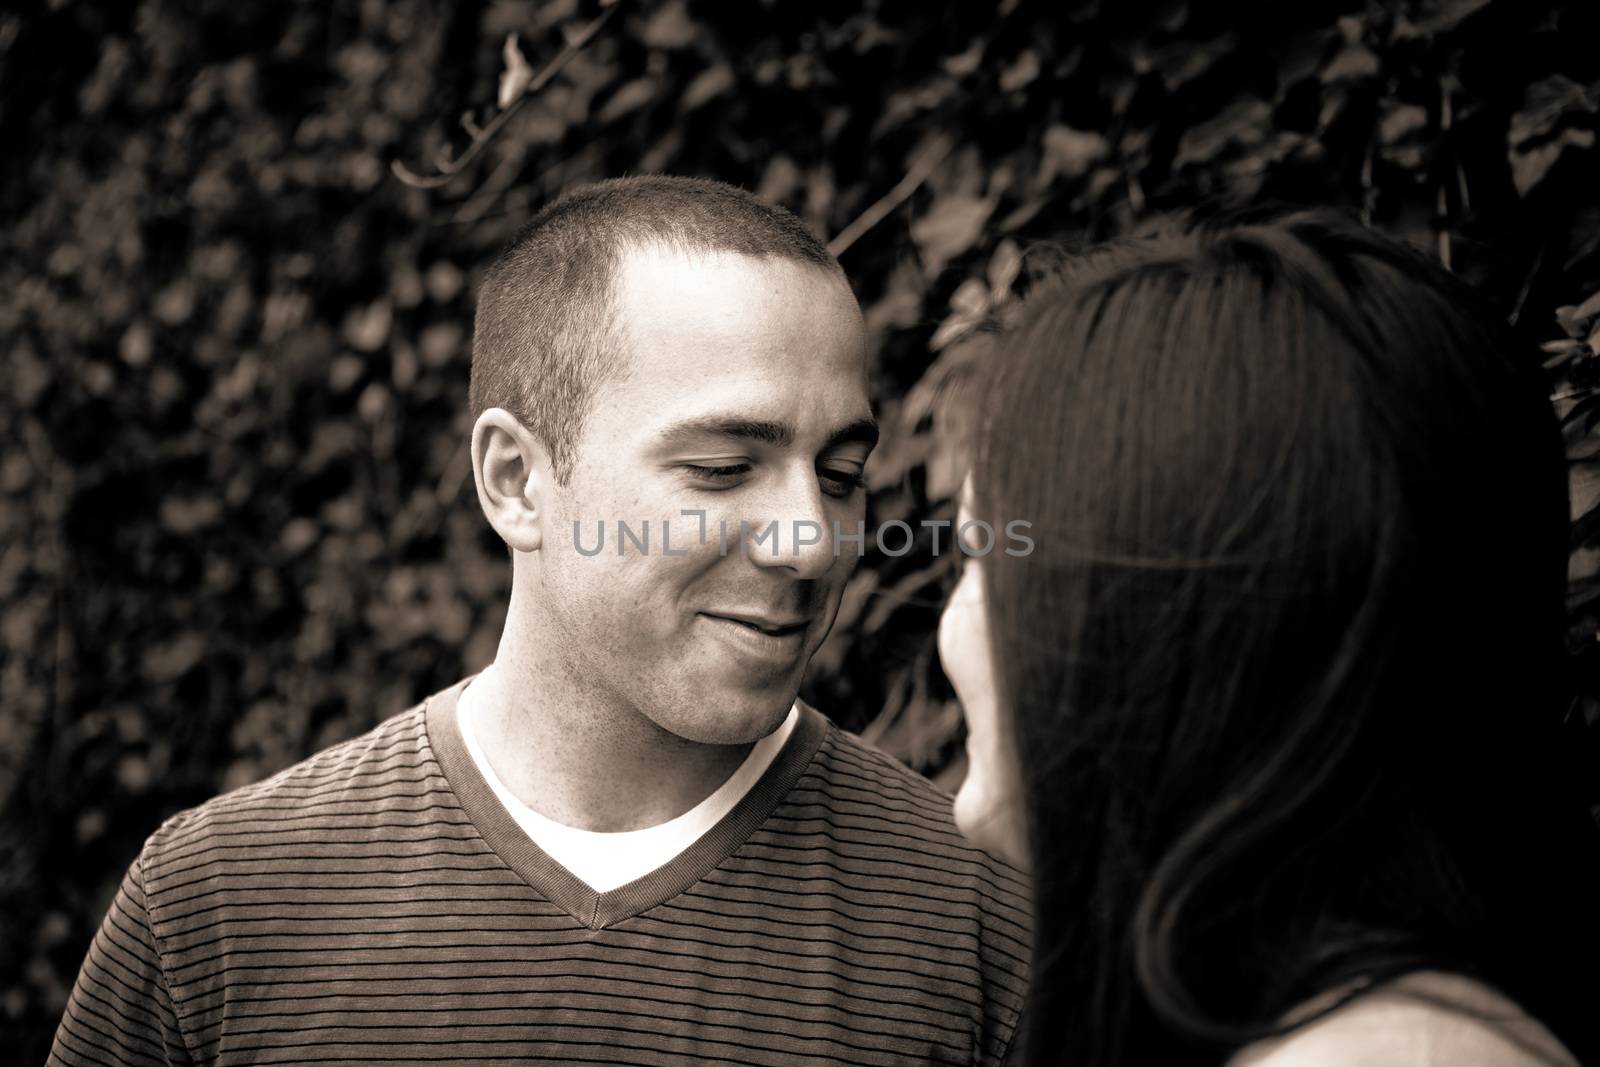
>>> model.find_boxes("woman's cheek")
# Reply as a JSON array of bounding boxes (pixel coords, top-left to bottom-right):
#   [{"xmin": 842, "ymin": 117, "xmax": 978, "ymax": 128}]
[
  {"xmin": 941, "ymin": 566, "xmax": 1028, "ymax": 866},
  {"xmin": 953, "ymin": 716, "xmax": 1029, "ymax": 867}
]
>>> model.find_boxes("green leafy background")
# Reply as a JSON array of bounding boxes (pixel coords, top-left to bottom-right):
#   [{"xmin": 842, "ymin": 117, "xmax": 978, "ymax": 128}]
[{"xmin": 3, "ymin": 0, "xmax": 1598, "ymax": 1056}]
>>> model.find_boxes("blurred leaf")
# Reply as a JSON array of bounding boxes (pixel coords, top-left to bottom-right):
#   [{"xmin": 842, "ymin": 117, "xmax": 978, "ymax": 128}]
[
  {"xmin": 1575, "ymin": 501, "xmax": 1600, "ymax": 549},
  {"xmin": 943, "ymin": 40, "xmax": 985, "ymax": 78},
  {"xmin": 598, "ymin": 78, "xmax": 658, "ymax": 123},
  {"xmin": 1379, "ymin": 103, "xmax": 1428, "ymax": 145},
  {"xmin": 998, "ymin": 50, "xmax": 1040, "ymax": 93},
  {"xmin": 681, "ymin": 64, "xmax": 733, "ymax": 111},
  {"xmin": 343, "ymin": 300, "xmax": 392, "ymax": 352},
  {"xmin": 497, "ymin": 33, "xmax": 533, "ymax": 109},
  {"xmin": 1411, "ymin": 0, "xmax": 1495, "ymax": 36},
  {"xmin": 279, "ymin": 518, "xmax": 319, "ymax": 558},
  {"xmin": 1038, "ymin": 124, "xmax": 1109, "ymax": 185},
  {"xmin": 987, "ymin": 239, "xmax": 1021, "ymax": 298},
  {"xmin": 158, "ymin": 497, "xmax": 222, "ymax": 534},
  {"xmin": 1546, "ymin": 339, "xmax": 1583, "ymax": 368},
  {"xmin": 119, "ymin": 322, "xmax": 152, "ymax": 367},
  {"xmin": 930, "ymin": 277, "xmax": 990, "ymax": 351},
  {"xmin": 1512, "ymin": 127, "xmax": 1595, "ymax": 198},
  {"xmin": 1174, "ymin": 98, "xmax": 1272, "ymax": 170},
  {"xmin": 1509, "ymin": 75, "xmax": 1599, "ymax": 197},
  {"xmin": 949, "ymin": 277, "xmax": 989, "ymax": 318},
  {"xmin": 930, "ymin": 312, "xmax": 978, "ymax": 352},
  {"xmin": 910, "ymin": 194, "xmax": 993, "ymax": 275},
  {"xmin": 152, "ymin": 282, "xmax": 195, "ymax": 326},
  {"xmin": 639, "ymin": 1, "xmax": 696, "ymax": 49},
  {"xmin": 1511, "ymin": 75, "xmax": 1596, "ymax": 145},
  {"xmin": 420, "ymin": 322, "xmax": 464, "ymax": 367},
  {"xmin": 426, "ymin": 261, "xmax": 465, "ymax": 303},
  {"xmin": 862, "ymin": 257, "xmax": 925, "ymax": 338},
  {"xmin": 1153, "ymin": 32, "xmax": 1239, "ymax": 93},
  {"xmin": 1322, "ymin": 44, "xmax": 1379, "ymax": 84},
  {"xmin": 1558, "ymin": 291, "xmax": 1600, "ymax": 336},
  {"xmin": 142, "ymin": 633, "xmax": 206, "ymax": 684}
]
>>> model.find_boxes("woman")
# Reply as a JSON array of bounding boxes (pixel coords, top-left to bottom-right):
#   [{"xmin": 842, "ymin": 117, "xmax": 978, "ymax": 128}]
[{"xmin": 938, "ymin": 207, "xmax": 1600, "ymax": 1066}]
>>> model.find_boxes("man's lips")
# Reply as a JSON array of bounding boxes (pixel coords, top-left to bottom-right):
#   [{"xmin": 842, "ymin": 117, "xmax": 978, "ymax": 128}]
[{"xmin": 699, "ymin": 611, "xmax": 811, "ymax": 636}]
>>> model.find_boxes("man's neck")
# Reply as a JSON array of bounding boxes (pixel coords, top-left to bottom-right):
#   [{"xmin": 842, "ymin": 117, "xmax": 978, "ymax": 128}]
[{"xmin": 466, "ymin": 659, "xmax": 756, "ymax": 833}]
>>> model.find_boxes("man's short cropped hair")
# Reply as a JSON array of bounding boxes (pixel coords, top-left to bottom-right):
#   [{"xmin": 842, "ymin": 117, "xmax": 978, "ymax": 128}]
[{"xmin": 470, "ymin": 175, "xmax": 845, "ymax": 485}]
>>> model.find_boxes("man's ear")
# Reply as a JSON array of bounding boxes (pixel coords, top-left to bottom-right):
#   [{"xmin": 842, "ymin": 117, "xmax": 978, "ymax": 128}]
[{"xmin": 471, "ymin": 408, "xmax": 551, "ymax": 554}]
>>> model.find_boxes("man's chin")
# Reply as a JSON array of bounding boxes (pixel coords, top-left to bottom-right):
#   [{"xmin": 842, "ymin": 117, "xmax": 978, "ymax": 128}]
[{"xmin": 657, "ymin": 687, "xmax": 798, "ymax": 746}]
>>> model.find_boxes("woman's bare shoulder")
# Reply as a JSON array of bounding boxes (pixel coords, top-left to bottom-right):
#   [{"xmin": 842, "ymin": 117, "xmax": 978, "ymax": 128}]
[{"xmin": 1227, "ymin": 971, "xmax": 1578, "ymax": 1067}]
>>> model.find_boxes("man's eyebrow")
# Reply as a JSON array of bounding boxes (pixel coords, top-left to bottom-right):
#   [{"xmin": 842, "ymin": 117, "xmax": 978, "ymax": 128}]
[
  {"xmin": 653, "ymin": 416, "xmax": 879, "ymax": 452},
  {"xmin": 824, "ymin": 417, "xmax": 879, "ymax": 452},
  {"xmin": 655, "ymin": 418, "xmax": 792, "ymax": 449}
]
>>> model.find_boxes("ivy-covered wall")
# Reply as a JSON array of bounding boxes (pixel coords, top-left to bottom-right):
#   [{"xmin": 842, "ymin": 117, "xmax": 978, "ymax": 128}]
[{"xmin": 3, "ymin": 0, "xmax": 1597, "ymax": 1056}]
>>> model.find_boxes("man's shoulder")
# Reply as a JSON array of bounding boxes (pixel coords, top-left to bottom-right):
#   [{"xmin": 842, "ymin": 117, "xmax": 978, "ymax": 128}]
[
  {"xmin": 794, "ymin": 704, "xmax": 1029, "ymax": 891},
  {"xmin": 141, "ymin": 693, "xmax": 444, "ymax": 867},
  {"xmin": 809, "ymin": 709, "xmax": 958, "ymax": 810},
  {"xmin": 783, "ymin": 705, "xmax": 1034, "ymax": 1063}
]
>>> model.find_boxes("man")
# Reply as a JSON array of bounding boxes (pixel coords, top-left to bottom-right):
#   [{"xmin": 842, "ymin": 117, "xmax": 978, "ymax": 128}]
[{"xmin": 51, "ymin": 176, "xmax": 1029, "ymax": 1066}]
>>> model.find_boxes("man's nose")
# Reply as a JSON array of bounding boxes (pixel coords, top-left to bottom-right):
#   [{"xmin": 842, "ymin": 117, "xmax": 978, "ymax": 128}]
[{"xmin": 743, "ymin": 473, "xmax": 839, "ymax": 580}]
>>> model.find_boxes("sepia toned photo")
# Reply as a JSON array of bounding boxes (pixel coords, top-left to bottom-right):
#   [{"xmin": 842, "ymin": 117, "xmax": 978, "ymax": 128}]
[{"xmin": 4, "ymin": 1, "xmax": 1599, "ymax": 1064}]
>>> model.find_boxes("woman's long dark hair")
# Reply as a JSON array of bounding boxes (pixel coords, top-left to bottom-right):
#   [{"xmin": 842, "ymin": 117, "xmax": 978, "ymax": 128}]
[{"xmin": 972, "ymin": 207, "xmax": 1600, "ymax": 1066}]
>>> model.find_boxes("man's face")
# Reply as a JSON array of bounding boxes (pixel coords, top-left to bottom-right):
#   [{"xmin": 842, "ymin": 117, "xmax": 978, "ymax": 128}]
[{"xmin": 533, "ymin": 246, "xmax": 874, "ymax": 745}]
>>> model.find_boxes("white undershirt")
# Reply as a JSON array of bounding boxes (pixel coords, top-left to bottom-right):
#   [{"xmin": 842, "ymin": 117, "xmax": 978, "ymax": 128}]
[{"xmin": 456, "ymin": 666, "xmax": 799, "ymax": 893}]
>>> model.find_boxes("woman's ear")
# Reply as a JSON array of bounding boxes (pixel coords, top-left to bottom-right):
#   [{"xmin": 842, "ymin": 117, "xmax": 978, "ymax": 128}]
[{"xmin": 471, "ymin": 408, "xmax": 550, "ymax": 554}]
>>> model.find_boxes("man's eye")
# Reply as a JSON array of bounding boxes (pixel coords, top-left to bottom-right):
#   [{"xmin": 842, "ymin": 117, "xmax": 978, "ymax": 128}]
[
  {"xmin": 819, "ymin": 468, "xmax": 867, "ymax": 498},
  {"xmin": 680, "ymin": 463, "xmax": 750, "ymax": 485}
]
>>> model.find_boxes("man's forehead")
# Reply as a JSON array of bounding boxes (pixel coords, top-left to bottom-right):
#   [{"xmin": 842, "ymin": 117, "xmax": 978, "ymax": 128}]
[
  {"xmin": 605, "ymin": 242, "xmax": 864, "ymax": 372},
  {"xmin": 612, "ymin": 242, "xmax": 855, "ymax": 314},
  {"xmin": 585, "ymin": 243, "xmax": 870, "ymax": 440}
]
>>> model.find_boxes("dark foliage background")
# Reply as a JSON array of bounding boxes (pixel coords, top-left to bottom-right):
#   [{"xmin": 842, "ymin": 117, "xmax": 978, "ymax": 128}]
[{"xmin": 3, "ymin": 0, "xmax": 1598, "ymax": 1057}]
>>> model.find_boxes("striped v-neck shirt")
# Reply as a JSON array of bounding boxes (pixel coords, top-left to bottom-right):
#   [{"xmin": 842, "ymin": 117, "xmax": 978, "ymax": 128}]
[{"xmin": 51, "ymin": 680, "xmax": 1032, "ymax": 1066}]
